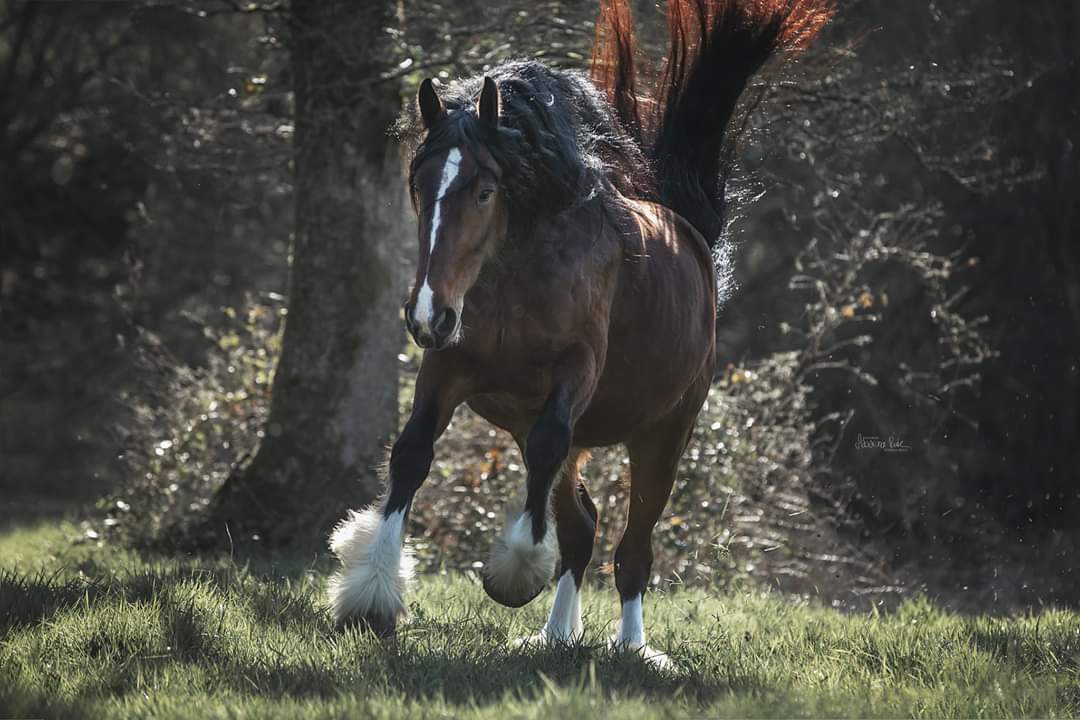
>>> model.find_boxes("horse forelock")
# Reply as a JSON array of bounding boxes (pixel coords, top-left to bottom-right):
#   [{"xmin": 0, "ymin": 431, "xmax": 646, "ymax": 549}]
[{"xmin": 398, "ymin": 61, "xmax": 651, "ymax": 234}]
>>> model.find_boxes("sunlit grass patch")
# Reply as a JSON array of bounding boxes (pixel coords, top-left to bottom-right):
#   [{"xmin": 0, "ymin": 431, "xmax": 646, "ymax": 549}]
[{"xmin": 1, "ymin": 523, "xmax": 1077, "ymax": 719}]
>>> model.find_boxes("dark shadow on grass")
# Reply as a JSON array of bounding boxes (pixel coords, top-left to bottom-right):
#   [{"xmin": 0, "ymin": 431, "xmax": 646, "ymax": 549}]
[
  {"xmin": 0, "ymin": 569, "xmax": 108, "ymax": 634},
  {"xmin": 0, "ymin": 561, "xmax": 328, "ymax": 635},
  {"xmin": 0, "ymin": 684, "xmax": 87, "ymax": 720},
  {"xmin": 2, "ymin": 560, "xmax": 758, "ymax": 708},
  {"xmin": 386, "ymin": 642, "xmax": 683, "ymax": 703},
  {"xmin": 1, "ymin": 566, "xmax": 740, "ymax": 706},
  {"xmin": 364, "ymin": 612, "xmax": 750, "ymax": 706}
]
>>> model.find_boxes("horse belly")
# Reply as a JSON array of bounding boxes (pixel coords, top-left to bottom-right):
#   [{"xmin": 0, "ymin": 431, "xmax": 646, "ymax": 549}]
[{"xmin": 466, "ymin": 393, "xmax": 547, "ymax": 440}]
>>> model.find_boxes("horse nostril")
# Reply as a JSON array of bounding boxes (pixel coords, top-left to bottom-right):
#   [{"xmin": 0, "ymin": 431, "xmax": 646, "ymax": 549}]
[{"xmin": 435, "ymin": 307, "xmax": 457, "ymax": 336}]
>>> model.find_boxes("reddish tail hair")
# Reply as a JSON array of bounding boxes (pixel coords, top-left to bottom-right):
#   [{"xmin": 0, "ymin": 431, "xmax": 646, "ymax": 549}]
[{"xmin": 591, "ymin": 0, "xmax": 834, "ymax": 248}]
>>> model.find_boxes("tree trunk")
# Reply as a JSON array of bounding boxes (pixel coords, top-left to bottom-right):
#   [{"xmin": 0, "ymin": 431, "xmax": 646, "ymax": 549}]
[{"xmin": 209, "ymin": 0, "xmax": 403, "ymax": 543}]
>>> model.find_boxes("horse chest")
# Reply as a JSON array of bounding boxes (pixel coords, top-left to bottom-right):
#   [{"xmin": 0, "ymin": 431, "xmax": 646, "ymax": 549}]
[
  {"xmin": 454, "ymin": 299, "xmax": 579, "ymax": 434},
  {"xmin": 465, "ymin": 393, "xmax": 547, "ymax": 438},
  {"xmin": 461, "ymin": 332, "xmax": 562, "ymax": 398},
  {"xmin": 463, "ymin": 283, "xmax": 590, "ymax": 368}
]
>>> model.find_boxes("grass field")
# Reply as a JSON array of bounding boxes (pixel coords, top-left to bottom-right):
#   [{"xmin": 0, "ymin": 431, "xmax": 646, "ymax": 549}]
[{"xmin": 1, "ymin": 520, "xmax": 1078, "ymax": 719}]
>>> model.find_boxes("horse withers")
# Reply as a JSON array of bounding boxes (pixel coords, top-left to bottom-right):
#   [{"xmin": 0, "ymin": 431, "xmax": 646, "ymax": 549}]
[{"xmin": 328, "ymin": 0, "xmax": 833, "ymax": 665}]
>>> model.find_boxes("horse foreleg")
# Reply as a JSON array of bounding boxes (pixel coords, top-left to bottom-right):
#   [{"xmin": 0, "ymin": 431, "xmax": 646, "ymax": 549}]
[
  {"xmin": 514, "ymin": 451, "xmax": 597, "ymax": 646},
  {"xmin": 483, "ymin": 347, "xmax": 598, "ymax": 609},
  {"xmin": 328, "ymin": 355, "xmax": 466, "ymax": 635}
]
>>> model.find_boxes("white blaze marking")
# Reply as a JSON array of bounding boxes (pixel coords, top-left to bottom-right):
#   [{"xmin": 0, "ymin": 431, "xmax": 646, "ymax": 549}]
[
  {"xmin": 543, "ymin": 570, "xmax": 583, "ymax": 641},
  {"xmin": 415, "ymin": 282, "xmax": 435, "ymax": 325},
  {"xmin": 616, "ymin": 594, "xmax": 645, "ymax": 647},
  {"xmin": 415, "ymin": 147, "xmax": 462, "ymax": 331}
]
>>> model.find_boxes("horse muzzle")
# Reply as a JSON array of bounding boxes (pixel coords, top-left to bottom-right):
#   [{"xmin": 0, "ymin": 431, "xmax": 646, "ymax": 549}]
[{"xmin": 405, "ymin": 302, "xmax": 458, "ymax": 350}]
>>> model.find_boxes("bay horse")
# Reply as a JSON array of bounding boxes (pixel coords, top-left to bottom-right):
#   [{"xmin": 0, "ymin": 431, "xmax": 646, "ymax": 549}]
[{"xmin": 328, "ymin": 0, "xmax": 832, "ymax": 663}]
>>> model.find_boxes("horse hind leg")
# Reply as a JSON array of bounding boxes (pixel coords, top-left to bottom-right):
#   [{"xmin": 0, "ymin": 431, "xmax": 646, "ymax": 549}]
[
  {"xmin": 516, "ymin": 450, "xmax": 597, "ymax": 646},
  {"xmin": 612, "ymin": 387, "xmax": 705, "ymax": 667}
]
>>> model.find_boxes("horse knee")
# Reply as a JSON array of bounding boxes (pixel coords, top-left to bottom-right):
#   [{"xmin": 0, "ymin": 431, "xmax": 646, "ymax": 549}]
[
  {"xmin": 525, "ymin": 418, "xmax": 572, "ymax": 478},
  {"xmin": 385, "ymin": 434, "xmax": 434, "ymax": 511}
]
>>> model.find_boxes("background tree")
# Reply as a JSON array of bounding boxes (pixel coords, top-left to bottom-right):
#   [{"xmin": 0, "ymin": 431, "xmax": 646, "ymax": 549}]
[{"xmin": 207, "ymin": 0, "xmax": 406, "ymax": 541}]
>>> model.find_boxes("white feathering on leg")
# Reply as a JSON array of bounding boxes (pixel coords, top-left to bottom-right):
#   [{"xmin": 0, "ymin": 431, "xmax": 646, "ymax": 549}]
[
  {"xmin": 484, "ymin": 510, "xmax": 558, "ymax": 604},
  {"xmin": 327, "ymin": 506, "xmax": 415, "ymax": 627}
]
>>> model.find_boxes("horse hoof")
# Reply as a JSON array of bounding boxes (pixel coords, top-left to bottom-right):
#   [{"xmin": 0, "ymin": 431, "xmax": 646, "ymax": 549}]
[
  {"xmin": 513, "ymin": 627, "xmax": 583, "ymax": 649},
  {"xmin": 511, "ymin": 632, "xmax": 546, "ymax": 649},
  {"xmin": 482, "ymin": 571, "xmax": 546, "ymax": 608},
  {"xmin": 609, "ymin": 637, "xmax": 674, "ymax": 672}
]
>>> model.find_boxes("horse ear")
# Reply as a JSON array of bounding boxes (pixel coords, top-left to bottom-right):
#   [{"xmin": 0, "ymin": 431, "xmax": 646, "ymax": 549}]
[
  {"xmin": 417, "ymin": 78, "xmax": 445, "ymax": 130},
  {"xmin": 477, "ymin": 76, "xmax": 500, "ymax": 129}
]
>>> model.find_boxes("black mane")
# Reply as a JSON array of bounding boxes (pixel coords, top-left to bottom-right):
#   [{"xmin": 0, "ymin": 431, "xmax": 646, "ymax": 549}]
[{"xmin": 397, "ymin": 60, "xmax": 650, "ymax": 233}]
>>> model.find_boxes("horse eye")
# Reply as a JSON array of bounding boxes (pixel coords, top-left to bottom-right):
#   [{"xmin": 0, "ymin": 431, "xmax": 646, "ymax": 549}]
[{"xmin": 478, "ymin": 188, "xmax": 495, "ymax": 204}]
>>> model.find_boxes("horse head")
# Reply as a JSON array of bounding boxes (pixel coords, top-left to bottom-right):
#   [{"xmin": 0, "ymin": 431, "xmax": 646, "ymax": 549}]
[{"xmin": 404, "ymin": 77, "xmax": 505, "ymax": 350}]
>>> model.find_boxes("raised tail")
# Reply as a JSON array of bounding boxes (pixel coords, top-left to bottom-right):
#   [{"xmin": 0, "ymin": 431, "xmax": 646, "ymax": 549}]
[{"xmin": 592, "ymin": 0, "xmax": 834, "ymax": 248}]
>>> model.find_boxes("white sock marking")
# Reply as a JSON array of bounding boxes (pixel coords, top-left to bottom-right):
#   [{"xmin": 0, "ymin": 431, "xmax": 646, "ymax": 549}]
[
  {"xmin": 616, "ymin": 594, "xmax": 645, "ymax": 647},
  {"xmin": 542, "ymin": 570, "xmax": 583, "ymax": 641},
  {"xmin": 415, "ymin": 147, "xmax": 461, "ymax": 333},
  {"xmin": 327, "ymin": 507, "xmax": 416, "ymax": 626},
  {"xmin": 611, "ymin": 593, "xmax": 671, "ymax": 669}
]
